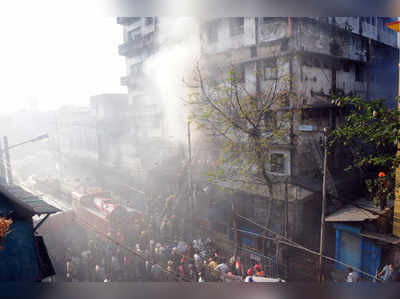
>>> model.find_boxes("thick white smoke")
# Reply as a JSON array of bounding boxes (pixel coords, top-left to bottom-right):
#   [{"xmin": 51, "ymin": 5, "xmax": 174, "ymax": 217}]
[{"xmin": 142, "ymin": 17, "xmax": 200, "ymax": 144}]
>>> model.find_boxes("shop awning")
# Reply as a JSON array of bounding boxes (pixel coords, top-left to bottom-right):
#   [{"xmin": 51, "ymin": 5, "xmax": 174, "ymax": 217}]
[
  {"xmin": 1, "ymin": 185, "xmax": 60, "ymax": 216},
  {"xmin": 360, "ymin": 232, "xmax": 400, "ymax": 245},
  {"xmin": 325, "ymin": 198, "xmax": 392, "ymax": 222}
]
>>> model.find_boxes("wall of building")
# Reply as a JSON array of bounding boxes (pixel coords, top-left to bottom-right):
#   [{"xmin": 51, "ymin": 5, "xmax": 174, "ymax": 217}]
[
  {"xmin": 201, "ymin": 18, "xmax": 256, "ymax": 55},
  {"xmin": 0, "ymin": 199, "xmax": 38, "ymax": 281}
]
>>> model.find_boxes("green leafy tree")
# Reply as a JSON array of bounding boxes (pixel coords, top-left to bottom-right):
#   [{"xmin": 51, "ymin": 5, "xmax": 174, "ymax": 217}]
[{"xmin": 331, "ymin": 96, "xmax": 400, "ymax": 207}]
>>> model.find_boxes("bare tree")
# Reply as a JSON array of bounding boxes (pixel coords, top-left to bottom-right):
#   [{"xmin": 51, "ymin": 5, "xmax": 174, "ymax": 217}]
[{"xmin": 185, "ymin": 59, "xmax": 297, "ymax": 203}]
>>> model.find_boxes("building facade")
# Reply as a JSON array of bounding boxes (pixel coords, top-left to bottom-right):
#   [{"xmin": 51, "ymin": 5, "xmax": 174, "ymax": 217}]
[
  {"xmin": 117, "ymin": 17, "xmax": 185, "ymax": 170},
  {"xmin": 196, "ymin": 17, "xmax": 399, "ymax": 280}
]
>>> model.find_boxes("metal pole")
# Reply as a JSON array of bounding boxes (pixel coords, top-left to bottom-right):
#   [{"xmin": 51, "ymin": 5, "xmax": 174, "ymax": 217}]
[
  {"xmin": 3, "ymin": 136, "xmax": 12, "ymax": 185},
  {"xmin": 318, "ymin": 127, "xmax": 328, "ymax": 282},
  {"xmin": 284, "ymin": 180, "xmax": 289, "ymax": 238},
  {"xmin": 275, "ymin": 240, "xmax": 280, "ymax": 278},
  {"xmin": 187, "ymin": 120, "xmax": 193, "ymax": 239},
  {"xmin": 55, "ymin": 113, "xmax": 63, "ymax": 180},
  {"xmin": 232, "ymin": 199, "xmax": 239, "ymax": 259}
]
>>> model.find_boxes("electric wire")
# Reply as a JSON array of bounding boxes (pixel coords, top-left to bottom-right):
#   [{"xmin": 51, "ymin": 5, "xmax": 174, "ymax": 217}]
[{"xmin": 236, "ymin": 214, "xmax": 384, "ymax": 281}]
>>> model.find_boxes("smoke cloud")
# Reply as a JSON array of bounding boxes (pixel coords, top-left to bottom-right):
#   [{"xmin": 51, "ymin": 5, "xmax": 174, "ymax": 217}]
[{"xmin": 142, "ymin": 17, "xmax": 201, "ymax": 144}]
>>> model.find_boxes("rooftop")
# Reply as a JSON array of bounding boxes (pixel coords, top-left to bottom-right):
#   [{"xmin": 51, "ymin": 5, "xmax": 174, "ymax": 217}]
[
  {"xmin": 325, "ymin": 198, "xmax": 393, "ymax": 222},
  {"xmin": 0, "ymin": 184, "xmax": 60, "ymax": 216}
]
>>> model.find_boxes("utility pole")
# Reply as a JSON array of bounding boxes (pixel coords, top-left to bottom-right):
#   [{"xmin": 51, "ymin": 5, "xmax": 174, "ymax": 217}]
[
  {"xmin": 3, "ymin": 136, "xmax": 12, "ymax": 185},
  {"xmin": 284, "ymin": 180, "xmax": 289, "ymax": 238},
  {"xmin": 275, "ymin": 238, "xmax": 280, "ymax": 278},
  {"xmin": 187, "ymin": 120, "xmax": 194, "ymax": 239},
  {"xmin": 55, "ymin": 113, "xmax": 63, "ymax": 180},
  {"xmin": 232, "ymin": 199, "xmax": 239, "ymax": 259},
  {"xmin": 385, "ymin": 20, "xmax": 400, "ymax": 238},
  {"xmin": 318, "ymin": 127, "xmax": 328, "ymax": 282}
]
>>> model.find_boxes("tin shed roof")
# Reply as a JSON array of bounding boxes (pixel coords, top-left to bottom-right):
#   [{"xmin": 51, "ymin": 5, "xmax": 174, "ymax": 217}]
[
  {"xmin": 1, "ymin": 185, "xmax": 60, "ymax": 216},
  {"xmin": 325, "ymin": 198, "xmax": 393, "ymax": 222}
]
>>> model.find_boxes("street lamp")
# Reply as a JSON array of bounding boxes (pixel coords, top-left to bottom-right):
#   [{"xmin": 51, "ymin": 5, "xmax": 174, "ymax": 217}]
[
  {"xmin": 385, "ymin": 20, "xmax": 400, "ymax": 238},
  {"xmin": 0, "ymin": 133, "xmax": 49, "ymax": 185}
]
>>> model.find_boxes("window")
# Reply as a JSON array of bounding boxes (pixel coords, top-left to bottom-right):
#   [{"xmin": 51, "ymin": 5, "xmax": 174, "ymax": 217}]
[
  {"xmin": 343, "ymin": 63, "xmax": 350, "ymax": 72},
  {"xmin": 250, "ymin": 46, "xmax": 257, "ymax": 58},
  {"xmin": 355, "ymin": 65, "xmax": 365, "ymax": 82},
  {"xmin": 264, "ymin": 111, "xmax": 277, "ymax": 129},
  {"xmin": 270, "ymin": 153, "xmax": 285, "ymax": 173},
  {"xmin": 145, "ymin": 17, "xmax": 153, "ymax": 25},
  {"xmin": 302, "ymin": 55, "xmax": 323, "ymax": 68},
  {"xmin": 207, "ymin": 24, "xmax": 218, "ymax": 42},
  {"xmin": 262, "ymin": 17, "xmax": 282, "ymax": 23},
  {"xmin": 128, "ymin": 28, "xmax": 141, "ymax": 41},
  {"xmin": 236, "ymin": 65, "xmax": 245, "ymax": 83},
  {"xmin": 281, "ymin": 38, "xmax": 289, "ymax": 51},
  {"xmin": 371, "ymin": 17, "xmax": 375, "ymax": 26},
  {"xmin": 229, "ymin": 18, "xmax": 244, "ymax": 36},
  {"xmin": 353, "ymin": 37, "xmax": 361, "ymax": 50},
  {"xmin": 263, "ymin": 58, "xmax": 277, "ymax": 80}
]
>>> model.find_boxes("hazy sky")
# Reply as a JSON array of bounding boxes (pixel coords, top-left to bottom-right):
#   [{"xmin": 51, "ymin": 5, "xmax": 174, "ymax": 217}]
[{"xmin": 0, "ymin": 1, "xmax": 125, "ymax": 114}]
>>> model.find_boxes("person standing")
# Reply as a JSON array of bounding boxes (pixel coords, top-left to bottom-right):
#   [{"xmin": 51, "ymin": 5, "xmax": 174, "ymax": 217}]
[
  {"xmin": 346, "ymin": 268, "xmax": 359, "ymax": 282},
  {"xmin": 254, "ymin": 264, "xmax": 265, "ymax": 277},
  {"xmin": 377, "ymin": 263, "xmax": 393, "ymax": 282},
  {"xmin": 198, "ymin": 272, "xmax": 206, "ymax": 282},
  {"xmin": 194, "ymin": 251, "xmax": 202, "ymax": 270},
  {"xmin": 65, "ymin": 259, "xmax": 72, "ymax": 282},
  {"xmin": 151, "ymin": 262, "xmax": 162, "ymax": 282},
  {"xmin": 111, "ymin": 255, "xmax": 121, "ymax": 281},
  {"xmin": 215, "ymin": 259, "xmax": 229, "ymax": 274},
  {"xmin": 95, "ymin": 265, "xmax": 106, "ymax": 282},
  {"xmin": 244, "ymin": 268, "xmax": 254, "ymax": 282},
  {"xmin": 233, "ymin": 259, "xmax": 243, "ymax": 277}
]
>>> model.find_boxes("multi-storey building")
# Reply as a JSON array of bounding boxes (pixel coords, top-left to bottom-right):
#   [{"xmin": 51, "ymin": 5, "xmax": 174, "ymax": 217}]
[
  {"xmin": 116, "ymin": 17, "xmax": 399, "ymax": 279},
  {"xmin": 117, "ymin": 17, "xmax": 174, "ymax": 168},
  {"xmin": 197, "ymin": 17, "xmax": 399, "ymax": 280}
]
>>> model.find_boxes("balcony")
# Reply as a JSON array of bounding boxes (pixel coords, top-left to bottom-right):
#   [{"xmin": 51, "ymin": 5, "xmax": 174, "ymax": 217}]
[
  {"xmin": 118, "ymin": 34, "xmax": 156, "ymax": 57},
  {"xmin": 116, "ymin": 17, "xmax": 141, "ymax": 25}
]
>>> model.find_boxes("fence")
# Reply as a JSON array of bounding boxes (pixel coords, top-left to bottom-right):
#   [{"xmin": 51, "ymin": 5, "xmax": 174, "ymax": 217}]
[{"xmin": 237, "ymin": 245, "xmax": 278, "ymax": 278}]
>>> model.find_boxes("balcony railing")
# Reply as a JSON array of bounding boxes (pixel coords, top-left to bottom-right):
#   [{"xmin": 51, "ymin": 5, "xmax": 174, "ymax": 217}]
[{"xmin": 116, "ymin": 17, "xmax": 141, "ymax": 25}]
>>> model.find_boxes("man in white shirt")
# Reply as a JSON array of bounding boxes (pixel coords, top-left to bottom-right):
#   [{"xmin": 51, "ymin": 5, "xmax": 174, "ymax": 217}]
[{"xmin": 194, "ymin": 251, "xmax": 202, "ymax": 269}]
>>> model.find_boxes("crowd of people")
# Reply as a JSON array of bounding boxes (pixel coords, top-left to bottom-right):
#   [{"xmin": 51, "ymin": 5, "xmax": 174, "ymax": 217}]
[
  {"xmin": 59, "ymin": 228, "xmax": 269, "ymax": 283},
  {"xmin": 345, "ymin": 263, "xmax": 400, "ymax": 283},
  {"xmin": 49, "ymin": 193, "xmax": 270, "ymax": 283}
]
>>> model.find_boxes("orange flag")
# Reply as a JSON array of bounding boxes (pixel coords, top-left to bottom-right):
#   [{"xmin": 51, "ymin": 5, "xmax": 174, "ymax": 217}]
[{"xmin": 386, "ymin": 20, "xmax": 400, "ymax": 32}]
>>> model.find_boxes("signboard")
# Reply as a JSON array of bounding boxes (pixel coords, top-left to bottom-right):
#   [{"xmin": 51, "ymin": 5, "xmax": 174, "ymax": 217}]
[{"xmin": 299, "ymin": 125, "xmax": 317, "ymax": 132}]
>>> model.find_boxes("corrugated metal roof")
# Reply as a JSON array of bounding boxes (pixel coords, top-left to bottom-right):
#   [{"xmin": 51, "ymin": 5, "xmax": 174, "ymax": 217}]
[
  {"xmin": 360, "ymin": 232, "xmax": 400, "ymax": 245},
  {"xmin": 325, "ymin": 205, "xmax": 379, "ymax": 222},
  {"xmin": 325, "ymin": 198, "xmax": 393, "ymax": 222},
  {"xmin": 1, "ymin": 185, "xmax": 60, "ymax": 215}
]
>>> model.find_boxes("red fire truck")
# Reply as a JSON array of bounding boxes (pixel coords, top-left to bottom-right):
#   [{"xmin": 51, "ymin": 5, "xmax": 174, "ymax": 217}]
[{"xmin": 70, "ymin": 187, "xmax": 143, "ymax": 239}]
